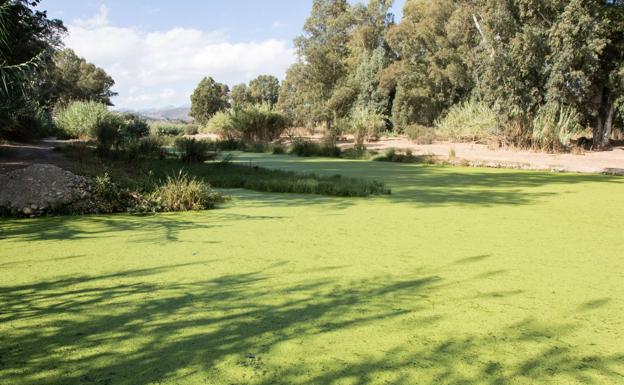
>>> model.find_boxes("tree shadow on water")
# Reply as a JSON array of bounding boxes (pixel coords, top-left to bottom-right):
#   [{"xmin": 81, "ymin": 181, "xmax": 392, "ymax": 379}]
[{"xmin": 0, "ymin": 263, "xmax": 622, "ymax": 385}]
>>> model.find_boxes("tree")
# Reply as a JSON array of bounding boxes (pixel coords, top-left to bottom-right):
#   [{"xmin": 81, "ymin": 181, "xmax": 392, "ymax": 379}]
[
  {"xmin": 292, "ymin": 0, "xmax": 354, "ymax": 129},
  {"xmin": 248, "ymin": 75, "xmax": 280, "ymax": 106},
  {"xmin": 40, "ymin": 48, "xmax": 117, "ymax": 108},
  {"xmin": 190, "ymin": 77, "xmax": 230, "ymax": 125},
  {"xmin": 230, "ymin": 83, "xmax": 251, "ymax": 109},
  {"xmin": 385, "ymin": 0, "xmax": 475, "ymax": 130},
  {"xmin": 0, "ymin": 0, "xmax": 65, "ymax": 139}
]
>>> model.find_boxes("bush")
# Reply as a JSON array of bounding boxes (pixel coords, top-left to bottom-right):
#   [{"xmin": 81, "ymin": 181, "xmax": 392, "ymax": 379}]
[
  {"xmin": 373, "ymin": 148, "xmax": 420, "ymax": 163},
  {"xmin": 230, "ymin": 104, "xmax": 290, "ymax": 142},
  {"xmin": 148, "ymin": 172, "xmax": 228, "ymax": 212},
  {"xmin": 405, "ymin": 124, "xmax": 436, "ymax": 144},
  {"xmin": 436, "ymin": 100, "xmax": 497, "ymax": 142},
  {"xmin": 125, "ymin": 136, "xmax": 166, "ymax": 160},
  {"xmin": 175, "ymin": 137, "xmax": 212, "ymax": 163},
  {"xmin": 290, "ymin": 140, "xmax": 321, "ymax": 157},
  {"xmin": 349, "ymin": 107, "xmax": 386, "ymax": 149},
  {"xmin": 94, "ymin": 114, "xmax": 126, "ymax": 155},
  {"xmin": 150, "ymin": 122, "xmax": 185, "ymax": 137},
  {"xmin": 289, "ymin": 140, "xmax": 342, "ymax": 158},
  {"xmin": 271, "ymin": 144, "xmax": 286, "ymax": 154},
  {"xmin": 341, "ymin": 147, "xmax": 378, "ymax": 160},
  {"xmin": 215, "ymin": 138, "xmax": 246, "ymax": 151},
  {"xmin": 184, "ymin": 124, "xmax": 199, "ymax": 135},
  {"xmin": 532, "ymin": 104, "xmax": 581, "ymax": 152},
  {"xmin": 55, "ymin": 101, "xmax": 110, "ymax": 139},
  {"xmin": 204, "ymin": 111, "xmax": 234, "ymax": 136},
  {"xmin": 119, "ymin": 113, "xmax": 150, "ymax": 141}
]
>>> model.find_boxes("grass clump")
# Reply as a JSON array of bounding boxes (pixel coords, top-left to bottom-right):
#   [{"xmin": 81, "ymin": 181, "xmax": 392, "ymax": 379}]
[
  {"xmin": 175, "ymin": 138, "xmax": 215, "ymax": 163},
  {"xmin": 374, "ymin": 148, "xmax": 417, "ymax": 163},
  {"xmin": 436, "ymin": 100, "xmax": 497, "ymax": 142},
  {"xmin": 290, "ymin": 140, "xmax": 342, "ymax": 158},
  {"xmin": 405, "ymin": 124, "xmax": 436, "ymax": 144},
  {"xmin": 55, "ymin": 101, "xmax": 110, "ymax": 139},
  {"xmin": 195, "ymin": 163, "xmax": 391, "ymax": 197},
  {"xmin": 532, "ymin": 104, "xmax": 581, "ymax": 152},
  {"xmin": 148, "ymin": 172, "xmax": 229, "ymax": 212}
]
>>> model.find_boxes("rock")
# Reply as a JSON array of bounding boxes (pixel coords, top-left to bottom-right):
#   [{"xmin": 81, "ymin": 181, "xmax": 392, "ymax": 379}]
[{"xmin": 0, "ymin": 164, "xmax": 93, "ymax": 218}]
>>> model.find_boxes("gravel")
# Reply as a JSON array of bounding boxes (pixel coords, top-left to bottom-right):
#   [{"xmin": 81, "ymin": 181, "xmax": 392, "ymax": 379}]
[{"xmin": 0, "ymin": 164, "xmax": 93, "ymax": 217}]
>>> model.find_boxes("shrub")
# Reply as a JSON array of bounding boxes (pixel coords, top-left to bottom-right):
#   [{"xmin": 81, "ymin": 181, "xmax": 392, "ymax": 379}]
[
  {"xmin": 230, "ymin": 104, "xmax": 290, "ymax": 142},
  {"xmin": 436, "ymin": 100, "xmax": 497, "ymax": 142},
  {"xmin": 150, "ymin": 122, "xmax": 185, "ymax": 137},
  {"xmin": 290, "ymin": 140, "xmax": 321, "ymax": 157},
  {"xmin": 288, "ymin": 140, "xmax": 342, "ymax": 158},
  {"xmin": 532, "ymin": 104, "xmax": 581, "ymax": 152},
  {"xmin": 55, "ymin": 101, "xmax": 110, "ymax": 139},
  {"xmin": 175, "ymin": 137, "xmax": 212, "ymax": 163},
  {"xmin": 215, "ymin": 138, "xmax": 245, "ymax": 151},
  {"xmin": 92, "ymin": 172, "xmax": 132, "ymax": 212},
  {"xmin": 405, "ymin": 124, "xmax": 436, "ymax": 144},
  {"xmin": 204, "ymin": 111, "xmax": 234, "ymax": 136},
  {"xmin": 245, "ymin": 141, "xmax": 270, "ymax": 153},
  {"xmin": 349, "ymin": 107, "xmax": 386, "ymax": 149},
  {"xmin": 184, "ymin": 124, "xmax": 199, "ymax": 135},
  {"xmin": 341, "ymin": 147, "xmax": 378, "ymax": 160},
  {"xmin": 373, "ymin": 148, "xmax": 424, "ymax": 163},
  {"xmin": 149, "ymin": 172, "xmax": 228, "ymax": 212},
  {"xmin": 119, "ymin": 113, "xmax": 150, "ymax": 141},
  {"xmin": 95, "ymin": 114, "xmax": 126, "ymax": 154},
  {"xmin": 125, "ymin": 136, "xmax": 165, "ymax": 160},
  {"xmin": 271, "ymin": 144, "xmax": 286, "ymax": 154}
]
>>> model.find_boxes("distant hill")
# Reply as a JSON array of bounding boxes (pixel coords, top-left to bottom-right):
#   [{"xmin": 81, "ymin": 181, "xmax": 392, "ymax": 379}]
[{"xmin": 119, "ymin": 106, "xmax": 193, "ymax": 122}]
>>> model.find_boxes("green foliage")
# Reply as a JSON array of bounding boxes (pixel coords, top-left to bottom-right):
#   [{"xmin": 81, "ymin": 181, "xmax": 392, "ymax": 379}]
[
  {"xmin": 248, "ymin": 75, "xmax": 280, "ymax": 106},
  {"xmin": 349, "ymin": 107, "xmax": 386, "ymax": 148},
  {"xmin": 149, "ymin": 172, "xmax": 229, "ymax": 212},
  {"xmin": 271, "ymin": 144, "xmax": 287, "ymax": 155},
  {"xmin": 94, "ymin": 113, "xmax": 125, "ymax": 154},
  {"xmin": 230, "ymin": 83, "xmax": 252, "ymax": 109},
  {"xmin": 373, "ymin": 148, "xmax": 421, "ymax": 163},
  {"xmin": 203, "ymin": 111, "xmax": 234, "ymax": 137},
  {"xmin": 150, "ymin": 122, "xmax": 196, "ymax": 137},
  {"xmin": 289, "ymin": 140, "xmax": 342, "ymax": 158},
  {"xmin": 435, "ymin": 101, "xmax": 498, "ymax": 142},
  {"xmin": 405, "ymin": 124, "xmax": 436, "ymax": 144},
  {"xmin": 40, "ymin": 48, "xmax": 117, "ymax": 108},
  {"xmin": 190, "ymin": 77, "xmax": 230, "ymax": 125},
  {"xmin": 532, "ymin": 104, "xmax": 582, "ymax": 152},
  {"xmin": 229, "ymin": 104, "xmax": 290, "ymax": 143},
  {"xmin": 118, "ymin": 113, "xmax": 150, "ymax": 141},
  {"xmin": 201, "ymin": 163, "xmax": 390, "ymax": 197},
  {"xmin": 0, "ymin": 0, "xmax": 65, "ymax": 140},
  {"xmin": 175, "ymin": 137, "xmax": 213, "ymax": 163},
  {"xmin": 55, "ymin": 101, "xmax": 110, "ymax": 139}
]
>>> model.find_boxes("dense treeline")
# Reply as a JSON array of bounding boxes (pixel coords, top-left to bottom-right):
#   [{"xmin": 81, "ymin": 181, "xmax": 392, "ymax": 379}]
[
  {"xmin": 276, "ymin": 0, "xmax": 624, "ymax": 150},
  {"xmin": 0, "ymin": 0, "xmax": 115, "ymax": 140}
]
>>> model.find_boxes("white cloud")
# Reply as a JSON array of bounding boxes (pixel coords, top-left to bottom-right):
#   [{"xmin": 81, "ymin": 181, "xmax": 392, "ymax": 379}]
[
  {"xmin": 64, "ymin": 6, "xmax": 296, "ymax": 109},
  {"xmin": 73, "ymin": 5, "xmax": 109, "ymax": 29}
]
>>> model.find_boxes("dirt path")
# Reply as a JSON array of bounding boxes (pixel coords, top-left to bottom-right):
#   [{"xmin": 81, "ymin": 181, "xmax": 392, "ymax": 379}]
[
  {"xmin": 0, "ymin": 138, "xmax": 71, "ymax": 173},
  {"xmin": 347, "ymin": 137, "xmax": 624, "ymax": 175}
]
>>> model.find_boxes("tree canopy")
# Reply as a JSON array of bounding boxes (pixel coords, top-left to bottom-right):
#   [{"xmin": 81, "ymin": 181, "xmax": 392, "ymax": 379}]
[{"xmin": 190, "ymin": 77, "xmax": 230, "ymax": 125}]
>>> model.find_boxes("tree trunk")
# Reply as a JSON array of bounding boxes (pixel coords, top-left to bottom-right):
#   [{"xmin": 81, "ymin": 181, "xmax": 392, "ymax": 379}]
[{"xmin": 593, "ymin": 102, "xmax": 614, "ymax": 150}]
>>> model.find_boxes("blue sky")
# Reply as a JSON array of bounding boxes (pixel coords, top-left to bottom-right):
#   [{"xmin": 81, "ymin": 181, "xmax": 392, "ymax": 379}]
[{"xmin": 39, "ymin": 1, "xmax": 405, "ymax": 109}]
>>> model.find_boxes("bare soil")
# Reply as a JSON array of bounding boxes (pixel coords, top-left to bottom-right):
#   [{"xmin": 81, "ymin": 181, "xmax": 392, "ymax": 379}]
[
  {"xmin": 338, "ymin": 136, "xmax": 624, "ymax": 175},
  {"xmin": 0, "ymin": 138, "xmax": 71, "ymax": 172}
]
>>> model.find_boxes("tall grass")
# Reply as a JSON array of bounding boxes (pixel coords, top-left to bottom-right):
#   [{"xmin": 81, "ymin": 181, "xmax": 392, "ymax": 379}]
[
  {"xmin": 55, "ymin": 101, "xmax": 110, "ymax": 139},
  {"xmin": 436, "ymin": 100, "xmax": 497, "ymax": 142},
  {"xmin": 532, "ymin": 104, "xmax": 581, "ymax": 152},
  {"xmin": 150, "ymin": 172, "xmax": 228, "ymax": 211}
]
